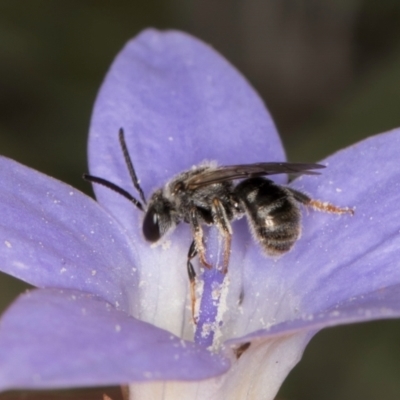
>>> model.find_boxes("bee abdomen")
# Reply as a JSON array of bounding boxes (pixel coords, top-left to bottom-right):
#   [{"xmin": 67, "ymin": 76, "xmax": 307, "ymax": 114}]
[{"xmin": 235, "ymin": 177, "xmax": 301, "ymax": 256}]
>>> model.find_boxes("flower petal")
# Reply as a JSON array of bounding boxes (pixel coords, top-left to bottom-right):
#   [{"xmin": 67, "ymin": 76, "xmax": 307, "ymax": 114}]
[
  {"xmin": 224, "ymin": 128, "xmax": 400, "ymax": 341},
  {"xmin": 229, "ymin": 283, "xmax": 400, "ymax": 344},
  {"xmin": 87, "ymin": 29, "xmax": 284, "ymax": 333},
  {"xmin": 0, "ymin": 289, "xmax": 229, "ymax": 392},
  {"xmin": 129, "ymin": 333, "xmax": 308, "ymax": 400},
  {"xmin": 88, "ymin": 28, "xmax": 283, "ymax": 241},
  {"xmin": 0, "ymin": 157, "xmax": 138, "ymax": 313},
  {"xmin": 290, "ymin": 128, "xmax": 400, "ymax": 314}
]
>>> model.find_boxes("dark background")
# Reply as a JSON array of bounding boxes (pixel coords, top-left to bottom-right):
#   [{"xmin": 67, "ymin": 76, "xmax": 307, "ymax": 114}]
[{"xmin": 1, "ymin": 1, "xmax": 400, "ymax": 399}]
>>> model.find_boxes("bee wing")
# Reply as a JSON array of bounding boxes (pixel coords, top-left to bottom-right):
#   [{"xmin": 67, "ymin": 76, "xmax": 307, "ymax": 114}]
[{"xmin": 186, "ymin": 162, "xmax": 325, "ymax": 189}]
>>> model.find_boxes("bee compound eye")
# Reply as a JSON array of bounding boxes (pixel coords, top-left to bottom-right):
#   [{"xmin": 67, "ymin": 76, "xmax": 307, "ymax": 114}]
[{"xmin": 142, "ymin": 207, "xmax": 161, "ymax": 242}]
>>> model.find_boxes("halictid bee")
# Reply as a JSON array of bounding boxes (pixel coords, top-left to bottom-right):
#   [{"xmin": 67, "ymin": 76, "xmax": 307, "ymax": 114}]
[{"xmin": 84, "ymin": 129, "xmax": 354, "ymax": 315}]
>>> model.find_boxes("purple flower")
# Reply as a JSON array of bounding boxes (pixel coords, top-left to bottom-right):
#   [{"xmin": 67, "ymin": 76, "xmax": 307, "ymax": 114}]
[{"xmin": 1, "ymin": 29, "xmax": 400, "ymax": 399}]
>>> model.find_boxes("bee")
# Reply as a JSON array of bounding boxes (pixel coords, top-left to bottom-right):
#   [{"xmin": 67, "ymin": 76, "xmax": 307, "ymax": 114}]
[{"xmin": 84, "ymin": 129, "xmax": 353, "ymax": 316}]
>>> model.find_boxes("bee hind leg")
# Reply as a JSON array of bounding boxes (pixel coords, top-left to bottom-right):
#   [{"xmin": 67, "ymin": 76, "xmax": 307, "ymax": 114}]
[{"xmin": 288, "ymin": 187, "xmax": 354, "ymax": 215}]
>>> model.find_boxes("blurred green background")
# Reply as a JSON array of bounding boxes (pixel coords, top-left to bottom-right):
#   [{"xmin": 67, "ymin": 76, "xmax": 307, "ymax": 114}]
[{"xmin": 1, "ymin": 1, "xmax": 400, "ymax": 399}]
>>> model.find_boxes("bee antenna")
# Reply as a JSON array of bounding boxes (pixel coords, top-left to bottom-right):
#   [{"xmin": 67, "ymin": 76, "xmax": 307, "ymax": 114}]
[
  {"xmin": 119, "ymin": 128, "xmax": 147, "ymax": 205},
  {"xmin": 83, "ymin": 173, "xmax": 144, "ymax": 212}
]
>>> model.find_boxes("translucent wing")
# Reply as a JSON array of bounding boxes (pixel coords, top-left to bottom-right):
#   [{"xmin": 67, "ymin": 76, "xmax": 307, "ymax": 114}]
[{"xmin": 186, "ymin": 162, "xmax": 325, "ymax": 189}]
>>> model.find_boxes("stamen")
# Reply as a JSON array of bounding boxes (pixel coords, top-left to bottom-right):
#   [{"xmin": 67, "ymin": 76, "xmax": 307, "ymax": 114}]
[{"xmin": 194, "ymin": 227, "xmax": 227, "ymax": 350}]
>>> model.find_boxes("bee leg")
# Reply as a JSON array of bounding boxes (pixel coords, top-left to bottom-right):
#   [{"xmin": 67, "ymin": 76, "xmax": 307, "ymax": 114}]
[
  {"xmin": 187, "ymin": 240, "xmax": 198, "ymax": 324},
  {"xmin": 189, "ymin": 208, "xmax": 212, "ymax": 269},
  {"xmin": 288, "ymin": 188, "xmax": 355, "ymax": 215},
  {"xmin": 211, "ymin": 198, "xmax": 233, "ymax": 274}
]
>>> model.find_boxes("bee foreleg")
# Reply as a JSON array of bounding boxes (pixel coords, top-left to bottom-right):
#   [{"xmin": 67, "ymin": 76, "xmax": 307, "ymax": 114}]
[
  {"xmin": 211, "ymin": 198, "xmax": 232, "ymax": 274},
  {"xmin": 187, "ymin": 240, "xmax": 198, "ymax": 324},
  {"xmin": 287, "ymin": 187, "xmax": 354, "ymax": 215}
]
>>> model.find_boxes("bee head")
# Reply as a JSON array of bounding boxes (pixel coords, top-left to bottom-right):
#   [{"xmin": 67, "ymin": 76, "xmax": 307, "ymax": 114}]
[{"xmin": 142, "ymin": 194, "xmax": 174, "ymax": 242}]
